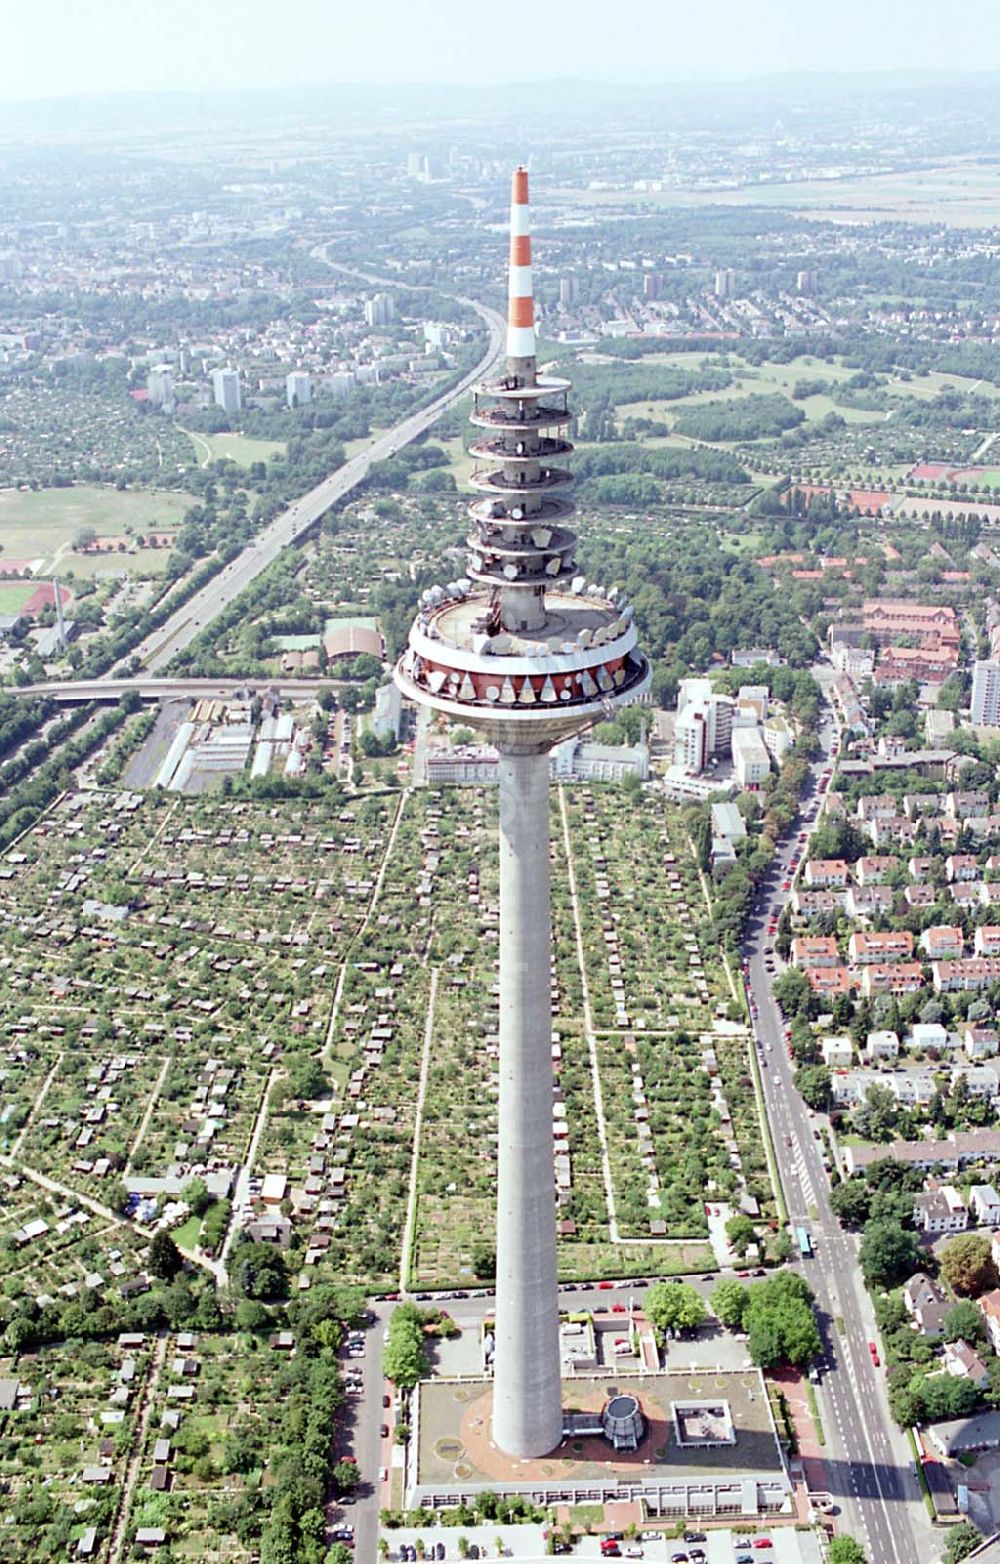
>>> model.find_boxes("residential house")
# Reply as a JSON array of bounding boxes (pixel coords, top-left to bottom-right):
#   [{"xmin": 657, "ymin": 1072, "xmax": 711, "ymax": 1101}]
[
  {"xmin": 863, "ymin": 1029, "xmax": 900, "ymax": 1062},
  {"xmin": 909, "ymin": 1022, "xmax": 950, "ymax": 1054},
  {"xmin": 978, "ymin": 1290, "xmax": 1000, "ymax": 1354},
  {"xmin": 933, "ymin": 958, "xmax": 1000, "ymax": 993},
  {"xmin": 946, "ymin": 791, "xmax": 990, "ymax": 819},
  {"xmin": 970, "ymin": 1186, "xmax": 1000, "ymax": 1226},
  {"xmin": 791, "ymin": 887, "xmax": 848, "ymax": 915},
  {"xmin": 908, "ymin": 856, "xmax": 935, "ymax": 881},
  {"xmin": 807, "ymin": 966, "xmax": 855, "ymax": 998},
  {"xmin": 963, "ymin": 1028, "xmax": 1000, "ymax": 1061},
  {"xmin": 791, "ymin": 935, "xmax": 840, "ymax": 970},
  {"xmin": 903, "ymin": 1272, "xmax": 949, "ymax": 1337},
  {"xmin": 804, "ymin": 858, "xmax": 849, "ymax": 888},
  {"xmin": 947, "ymin": 855, "xmax": 981, "ymax": 883},
  {"xmin": 821, "ymin": 1036, "xmax": 853, "ymax": 1068},
  {"xmin": 921, "ymin": 926, "xmax": 965, "ymax": 961},
  {"xmin": 975, "ymin": 927, "xmax": 1000, "ymax": 957},
  {"xmin": 848, "ymin": 930, "xmax": 914, "ymax": 965},
  {"xmin": 856, "ymin": 854, "xmax": 900, "ymax": 885},
  {"xmin": 843, "ymin": 1129, "xmax": 1000, "ymax": 1177},
  {"xmin": 857, "ymin": 795, "xmax": 898, "ymax": 822},
  {"xmin": 845, "ymin": 884, "xmax": 895, "ymax": 919},
  {"xmin": 905, "ymin": 884, "xmax": 937, "ymax": 909},
  {"xmin": 943, "ymin": 1340, "xmax": 990, "ymax": 1390},
  {"xmin": 913, "ymin": 1186, "xmax": 968, "ymax": 1234},
  {"xmin": 860, "ymin": 961, "xmax": 924, "ymax": 998}
]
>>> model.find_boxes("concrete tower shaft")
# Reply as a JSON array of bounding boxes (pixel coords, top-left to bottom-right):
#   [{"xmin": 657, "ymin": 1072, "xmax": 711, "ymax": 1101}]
[{"xmin": 395, "ymin": 168, "xmax": 649, "ymax": 1459}]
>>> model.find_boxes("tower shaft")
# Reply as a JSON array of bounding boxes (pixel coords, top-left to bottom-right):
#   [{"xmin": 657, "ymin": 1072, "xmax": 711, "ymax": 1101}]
[{"xmin": 492, "ymin": 749, "xmax": 563, "ymax": 1458}]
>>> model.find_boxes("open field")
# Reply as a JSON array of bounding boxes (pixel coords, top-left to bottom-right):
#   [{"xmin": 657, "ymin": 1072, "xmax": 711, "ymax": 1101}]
[
  {"xmin": 0, "ymin": 485, "xmax": 192, "ymax": 570},
  {"xmin": 183, "ymin": 431, "xmax": 286, "ymax": 468},
  {"xmin": 551, "ymin": 156, "xmax": 1000, "ymax": 226}
]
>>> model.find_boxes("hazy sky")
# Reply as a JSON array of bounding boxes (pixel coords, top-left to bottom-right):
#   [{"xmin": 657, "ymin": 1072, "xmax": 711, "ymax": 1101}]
[{"xmin": 4, "ymin": 0, "xmax": 1000, "ymax": 102}]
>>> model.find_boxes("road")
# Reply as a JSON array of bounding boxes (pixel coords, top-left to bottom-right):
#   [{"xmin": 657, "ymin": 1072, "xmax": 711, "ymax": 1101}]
[
  {"xmin": 740, "ymin": 667, "xmax": 935, "ymax": 1563},
  {"xmin": 11, "ymin": 675, "xmax": 351, "ymax": 705},
  {"xmin": 126, "ymin": 298, "xmax": 503, "ymax": 675}
]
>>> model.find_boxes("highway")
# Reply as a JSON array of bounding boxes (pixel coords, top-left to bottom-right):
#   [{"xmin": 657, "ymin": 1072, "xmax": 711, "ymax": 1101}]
[
  {"xmin": 11, "ymin": 676, "xmax": 346, "ymax": 705},
  {"xmin": 742, "ymin": 668, "xmax": 936, "ymax": 1563},
  {"xmin": 126, "ymin": 298, "xmax": 505, "ymax": 676}
]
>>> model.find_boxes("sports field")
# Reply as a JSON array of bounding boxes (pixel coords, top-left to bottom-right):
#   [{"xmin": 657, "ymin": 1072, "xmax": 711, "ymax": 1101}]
[
  {"xmin": 0, "ymin": 580, "xmax": 37, "ymax": 614},
  {"xmin": 0, "ymin": 485, "xmax": 193, "ymax": 574}
]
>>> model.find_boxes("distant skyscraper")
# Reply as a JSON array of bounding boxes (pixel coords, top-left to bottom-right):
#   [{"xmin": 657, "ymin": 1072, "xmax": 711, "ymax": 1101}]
[
  {"xmin": 211, "ymin": 368, "xmax": 242, "ymax": 414},
  {"xmin": 364, "ymin": 293, "xmax": 395, "ymax": 328},
  {"xmin": 286, "ymin": 370, "xmax": 311, "ymax": 408},
  {"xmin": 796, "ymin": 269, "xmax": 817, "ymax": 296},
  {"xmin": 147, "ymin": 365, "xmax": 174, "ymax": 410},
  {"xmin": 714, "ymin": 268, "xmax": 736, "ymax": 300},
  {"xmin": 643, "ymin": 273, "xmax": 660, "ymax": 300},
  {"xmin": 972, "ymin": 660, "xmax": 1000, "ymax": 726},
  {"xmin": 558, "ymin": 276, "xmax": 578, "ymax": 307},
  {"xmin": 395, "ymin": 169, "xmax": 649, "ymax": 1459}
]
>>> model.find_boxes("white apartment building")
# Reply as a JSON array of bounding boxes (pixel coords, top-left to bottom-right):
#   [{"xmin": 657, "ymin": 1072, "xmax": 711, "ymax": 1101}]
[
  {"xmin": 286, "ymin": 370, "xmax": 312, "ymax": 408},
  {"xmin": 731, "ymin": 726, "xmax": 770, "ymax": 789},
  {"xmin": 972, "ymin": 660, "xmax": 1000, "ymax": 727},
  {"xmin": 211, "ymin": 367, "xmax": 242, "ymax": 413}
]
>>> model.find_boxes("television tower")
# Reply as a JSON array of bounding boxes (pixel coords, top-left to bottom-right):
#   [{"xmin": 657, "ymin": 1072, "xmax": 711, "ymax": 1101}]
[{"xmin": 395, "ymin": 168, "xmax": 649, "ymax": 1458}]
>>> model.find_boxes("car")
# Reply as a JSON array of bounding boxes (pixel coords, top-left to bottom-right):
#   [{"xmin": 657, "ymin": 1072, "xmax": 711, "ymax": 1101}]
[
  {"xmin": 435, "ymin": 1545, "xmax": 446, "ymax": 1560},
  {"xmin": 753, "ymin": 1541, "xmax": 773, "ymax": 1551},
  {"xmin": 670, "ymin": 1554, "xmax": 688, "ymax": 1563},
  {"xmin": 380, "ymin": 1423, "xmax": 389, "ymax": 1438},
  {"xmin": 735, "ymin": 1556, "xmax": 753, "ymax": 1564},
  {"xmin": 383, "ymin": 1393, "xmax": 392, "ymax": 1408},
  {"xmin": 690, "ymin": 1553, "xmax": 706, "ymax": 1563},
  {"xmin": 782, "ymin": 880, "xmax": 791, "ymax": 891},
  {"xmin": 598, "ymin": 1280, "xmax": 614, "ymax": 1289},
  {"xmin": 624, "ymin": 1550, "xmax": 644, "ymax": 1559},
  {"xmin": 869, "ymin": 1342, "xmax": 880, "ymax": 1367},
  {"xmin": 600, "ymin": 1550, "xmax": 621, "ymax": 1560},
  {"xmin": 611, "ymin": 1302, "xmax": 627, "ymax": 1313}
]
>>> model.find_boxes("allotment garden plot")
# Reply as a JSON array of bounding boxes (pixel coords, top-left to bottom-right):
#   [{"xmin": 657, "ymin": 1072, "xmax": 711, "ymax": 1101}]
[{"xmin": 561, "ymin": 788, "xmax": 775, "ymax": 1242}]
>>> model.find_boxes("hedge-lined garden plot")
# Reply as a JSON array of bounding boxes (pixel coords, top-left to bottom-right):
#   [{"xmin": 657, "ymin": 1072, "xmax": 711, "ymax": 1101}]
[
  {"xmin": 0, "ymin": 1178, "xmax": 152, "ymax": 1302},
  {"xmin": 120, "ymin": 1330, "xmax": 291, "ymax": 1564},
  {"xmin": 0, "ymin": 1334, "xmax": 153, "ymax": 1561}
]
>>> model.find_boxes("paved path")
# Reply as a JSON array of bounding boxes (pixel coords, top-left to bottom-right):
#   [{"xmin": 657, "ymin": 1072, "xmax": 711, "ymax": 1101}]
[
  {"xmin": 106, "ymin": 1332, "xmax": 167, "ymax": 1564},
  {"xmin": 10, "ymin": 1051, "xmax": 63, "ymax": 1159},
  {"xmin": 557, "ymin": 784, "xmax": 620, "ymax": 1243},
  {"xmin": 398, "ymin": 967, "xmax": 439, "ymax": 1292},
  {"xmin": 220, "ymin": 1066, "xmax": 281, "ymax": 1277},
  {"xmin": 125, "ymin": 1056, "xmax": 170, "ymax": 1173},
  {"xmin": 322, "ymin": 787, "xmax": 410, "ymax": 1064}
]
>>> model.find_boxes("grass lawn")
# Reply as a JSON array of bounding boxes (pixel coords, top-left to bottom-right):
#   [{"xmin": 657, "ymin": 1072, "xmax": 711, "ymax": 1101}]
[
  {"xmin": 170, "ymin": 1213, "xmax": 203, "ymax": 1251},
  {"xmin": 191, "ymin": 433, "xmax": 287, "ymax": 468},
  {"xmin": 0, "ymin": 485, "xmax": 193, "ymax": 568},
  {"xmin": 0, "ymin": 580, "xmax": 37, "ymax": 612}
]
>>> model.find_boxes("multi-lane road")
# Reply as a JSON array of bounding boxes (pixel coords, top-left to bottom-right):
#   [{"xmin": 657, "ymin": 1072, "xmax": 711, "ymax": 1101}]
[
  {"xmin": 742, "ymin": 674, "xmax": 936, "ymax": 1563},
  {"xmin": 127, "ymin": 298, "xmax": 504, "ymax": 675}
]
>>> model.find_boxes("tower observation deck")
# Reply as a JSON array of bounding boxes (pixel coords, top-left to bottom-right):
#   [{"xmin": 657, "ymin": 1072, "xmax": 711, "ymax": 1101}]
[{"xmin": 395, "ymin": 167, "xmax": 650, "ymax": 1459}]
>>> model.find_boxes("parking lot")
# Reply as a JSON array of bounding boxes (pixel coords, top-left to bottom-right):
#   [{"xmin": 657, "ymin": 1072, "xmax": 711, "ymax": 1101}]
[{"xmin": 381, "ymin": 1526, "xmax": 823, "ymax": 1562}]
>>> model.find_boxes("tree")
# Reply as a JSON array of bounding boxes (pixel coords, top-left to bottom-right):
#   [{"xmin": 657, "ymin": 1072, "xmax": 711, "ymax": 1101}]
[
  {"xmin": 183, "ymin": 1176, "xmax": 214, "ymax": 1216},
  {"xmin": 943, "ymin": 1521, "xmax": 986, "ymax": 1563},
  {"xmin": 148, "ymin": 1229, "xmax": 184, "ymax": 1280},
  {"xmin": 711, "ymin": 1279, "xmax": 749, "ymax": 1329},
  {"xmin": 796, "ymin": 1064, "xmax": 833, "ymax": 1111},
  {"xmin": 830, "ymin": 1178, "xmax": 872, "ymax": 1229},
  {"xmin": 471, "ymin": 1242, "xmax": 496, "ymax": 1280},
  {"xmin": 859, "ymin": 1219, "xmax": 922, "ymax": 1290},
  {"xmin": 332, "ymin": 1459, "xmax": 360, "ymax": 1494},
  {"xmin": 940, "ymin": 1234, "xmax": 998, "ymax": 1298},
  {"xmin": 646, "ymin": 1281, "xmax": 707, "ymax": 1336},
  {"xmin": 743, "ymin": 1272, "xmax": 821, "ymax": 1369},
  {"xmin": 725, "ymin": 1213, "xmax": 757, "ymax": 1258},
  {"xmin": 943, "ymin": 1300, "xmax": 986, "ymax": 1344},
  {"xmin": 828, "ymin": 1540, "xmax": 868, "ymax": 1564}
]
